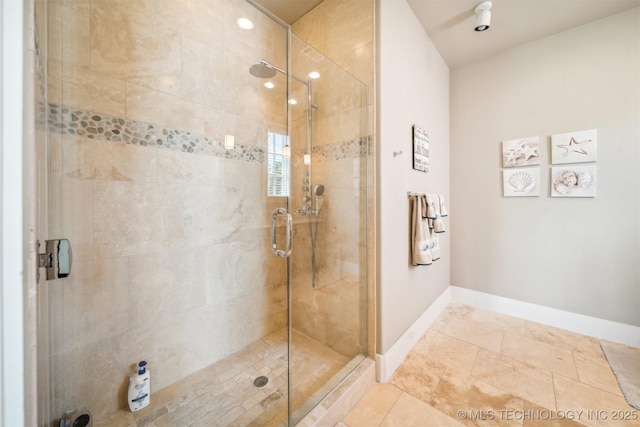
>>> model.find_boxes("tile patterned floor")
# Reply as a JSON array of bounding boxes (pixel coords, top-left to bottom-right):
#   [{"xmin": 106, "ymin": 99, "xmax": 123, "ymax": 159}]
[
  {"xmin": 95, "ymin": 329, "xmax": 348, "ymax": 427},
  {"xmin": 341, "ymin": 303, "xmax": 639, "ymax": 427}
]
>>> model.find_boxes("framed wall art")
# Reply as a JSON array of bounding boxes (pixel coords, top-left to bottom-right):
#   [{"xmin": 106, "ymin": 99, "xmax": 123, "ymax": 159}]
[
  {"xmin": 503, "ymin": 167, "xmax": 540, "ymax": 197},
  {"xmin": 502, "ymin": 136, "xmax": 540, "ymax": 167},
  {"xmin": 551, "ymin": 129, "xmax": 597, "ymax": 164},
  {"xmin": 551, "ymin": 165, "xmax": 597, "ymax": 197},
  {"xmin": 412, "ymin": 125, "xmax": 429, "ymax": 172}
]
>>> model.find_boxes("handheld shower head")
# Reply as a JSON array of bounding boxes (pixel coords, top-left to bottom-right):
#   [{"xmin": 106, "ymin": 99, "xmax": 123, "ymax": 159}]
[{"xmin": 314, "ymin": 185, "xmax": 325, "ymax": 213}]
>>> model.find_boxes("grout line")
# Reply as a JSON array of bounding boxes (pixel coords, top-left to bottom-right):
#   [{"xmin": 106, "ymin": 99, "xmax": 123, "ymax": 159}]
[{"xmin": 377, "ymin": 390, "xmax": 404, "ymax": 427}]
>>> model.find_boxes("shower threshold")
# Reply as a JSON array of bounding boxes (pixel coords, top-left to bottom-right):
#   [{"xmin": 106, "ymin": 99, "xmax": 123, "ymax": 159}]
[{"xmin": 94, "ymin": 329, "xmax": 349, "ymax": 427}]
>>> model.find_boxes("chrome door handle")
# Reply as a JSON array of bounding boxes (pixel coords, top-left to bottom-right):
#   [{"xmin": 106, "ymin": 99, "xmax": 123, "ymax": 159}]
[{"xmin": 271, "ymin": 208, "xmax": 292, "ymax": 258}]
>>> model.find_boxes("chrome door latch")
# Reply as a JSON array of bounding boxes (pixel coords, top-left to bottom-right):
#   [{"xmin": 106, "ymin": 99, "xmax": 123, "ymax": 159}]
[{"xmin": 38, "ymin": 239, "xmax": 72, "ymax": 280}]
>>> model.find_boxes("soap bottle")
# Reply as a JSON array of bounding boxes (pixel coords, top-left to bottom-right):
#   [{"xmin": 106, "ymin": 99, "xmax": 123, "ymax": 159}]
[{"xmin": 127, "ymin": 360, "xmax": 150, "ymax": 412}]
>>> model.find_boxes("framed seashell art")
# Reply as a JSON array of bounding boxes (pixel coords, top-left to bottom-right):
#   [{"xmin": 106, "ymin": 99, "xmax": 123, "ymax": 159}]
[
  {"xmin": 551, "ymin": 165, "xmax": 597, "ymax": 197},
  {"xmin": 503, "ymin": 168, "xmax": 540, "ymax": 197}
]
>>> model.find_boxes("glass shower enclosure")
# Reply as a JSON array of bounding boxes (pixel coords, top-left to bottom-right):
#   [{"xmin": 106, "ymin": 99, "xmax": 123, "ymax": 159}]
[{"xmin": 39, "ymin": 0, "xmax": 368, "ymax": 425}]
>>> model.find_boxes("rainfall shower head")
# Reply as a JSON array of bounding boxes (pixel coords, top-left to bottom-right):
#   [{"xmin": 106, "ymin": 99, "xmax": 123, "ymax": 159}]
[
  {"xmin": 249, "ymin": 63, "xmax": 277, "ymax": 79},
  {"xmin": 314, "ymin": 184, "xmax": 325, "ymax": 196}
]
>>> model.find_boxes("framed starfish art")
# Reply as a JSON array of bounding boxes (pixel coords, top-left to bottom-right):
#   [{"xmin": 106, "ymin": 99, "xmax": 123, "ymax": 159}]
[
  {"xmin": 502, "ymin": 136, "xmax": 540, "ymax": 167},
  {"xmin": 551, "ymin": 129, "xmax": 597, "ymax": 164}
]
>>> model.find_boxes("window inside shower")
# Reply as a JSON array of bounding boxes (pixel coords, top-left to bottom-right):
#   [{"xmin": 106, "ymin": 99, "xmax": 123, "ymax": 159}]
[{"xmin": 267, "ymin": 131, "xmax": 291, "ymax": 197}]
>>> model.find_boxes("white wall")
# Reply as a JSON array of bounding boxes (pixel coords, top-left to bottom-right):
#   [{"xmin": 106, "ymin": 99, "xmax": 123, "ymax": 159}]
[
  {"xmin": 450, "ymin": 9, "xmax": 640, "ymax": 327},
  {"xmin": 377, "ymin": 0, "xmax": 450, "ymax": 354},
  {"xmin": 1, "ymin": 0, "xmax": 26, "ymax": 425}
]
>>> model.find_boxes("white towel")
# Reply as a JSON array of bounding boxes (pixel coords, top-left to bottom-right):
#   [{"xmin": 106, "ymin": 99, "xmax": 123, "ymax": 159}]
[
  {"xmin": 424, "ymin": 194, "xmax": 437, "ymax": 219},
  {"xmin": 438, "ymin": 194, "xmax": 448, "ymax": 217},
  {"xmin": 430, "ymin": 236, "xmax": 441, "ymax": 261},
  {"xmin": 410, "ymin": 194, "xmax": 432, "ymax": 266},
  {"xmin": 432, "ymin": 194, "xmax": 445, "ymax": 233}
]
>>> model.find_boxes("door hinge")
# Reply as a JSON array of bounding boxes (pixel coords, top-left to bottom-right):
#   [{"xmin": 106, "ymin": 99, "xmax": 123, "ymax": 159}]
[{"xmin": 38, "ymin": 239, "xmax": 72, "ymax": 280}]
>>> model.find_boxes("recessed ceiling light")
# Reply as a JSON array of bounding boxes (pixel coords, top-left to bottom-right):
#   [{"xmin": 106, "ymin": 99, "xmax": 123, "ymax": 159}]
[
  {"xmin": 308, "ymin": 71, "xmax": 321, "ymax": 79},
  {"xmin": 264, "ymin": 82, "xmax": 275, "ymax": 89},
  {"xmin": 237, "ymin": 17, "xmax": 254, "ymax": 30}
]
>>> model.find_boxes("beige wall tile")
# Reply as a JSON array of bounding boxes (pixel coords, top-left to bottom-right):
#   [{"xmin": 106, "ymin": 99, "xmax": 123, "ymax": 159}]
[
  {"xmin": 48, "ymin": 0, "xmax": 91, "ymax": 68},
  {"xmin": 48, "ymin": 59, "xmax": 126, "ymax": 117},
  {"xmin": 62, "ymin": 135, "xmax": 158, "ymax": 182},
  {"xmin": 90, "ymin": 0, "xmax": 181, "ymax": 95},
  {"xmin": 60, "ymin": 252, "xmax": 131, "ymax": 353},
  {"xmin": 93, "ymin": 181, "xmax": 185, "ymax": 258},
  {"xmin": 53, "ymin": 340, "xmax": 123, "ymax": 421},
  {"xmin": 125, "ymin": 83, "xmax": 205, "ymax": 134},
  {"xmin": 155, "ymin": 0, "xmax": 224, "ymax": 41}
]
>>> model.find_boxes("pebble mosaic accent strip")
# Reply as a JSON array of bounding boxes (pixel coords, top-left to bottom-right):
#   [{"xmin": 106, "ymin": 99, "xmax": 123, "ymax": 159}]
[
  {"xmin": 46, "ymin": 103, "xmax": 369, "ymax": 163},
  {"xmin": 312, "ymin": 136, "xmax": 370, "ymax": 160}
]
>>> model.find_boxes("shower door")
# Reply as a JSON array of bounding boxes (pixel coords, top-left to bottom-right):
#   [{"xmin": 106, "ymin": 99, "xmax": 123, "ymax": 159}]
[
  {"xmin": 288, "ymin": 35, "xmax": 369, "ymax": 424},
  {"xmin": 41, "ymin": 0, "xmax": 367, "ymax": 425},
  {"xmin": 43, "ymin": 1, "xmax": 295, "ymax": 425}
]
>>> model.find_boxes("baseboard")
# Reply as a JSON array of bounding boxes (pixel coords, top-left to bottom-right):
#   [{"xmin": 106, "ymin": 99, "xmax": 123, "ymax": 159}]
[
  {"xmin": 451, "ymin": 286, "xmax": 640, "ymax": 348},
  {"xmin": 375, "ymin": 285, "xmax": 640, "ymax": 383},
  {"xmin": 375, "ymin": 286, "xmax": 452, "ymax": 382}
]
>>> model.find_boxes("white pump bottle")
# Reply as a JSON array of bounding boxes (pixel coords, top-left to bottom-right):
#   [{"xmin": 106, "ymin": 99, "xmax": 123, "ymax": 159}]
[{"xmin": 127, "ymin": 360, "xmax": 151, "ymax": 412}]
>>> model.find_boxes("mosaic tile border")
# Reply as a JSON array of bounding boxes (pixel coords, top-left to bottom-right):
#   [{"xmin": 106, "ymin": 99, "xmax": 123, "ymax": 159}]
[{"xmin": 46, "ymin": 103, "xmax": 369, "ymax": 164}]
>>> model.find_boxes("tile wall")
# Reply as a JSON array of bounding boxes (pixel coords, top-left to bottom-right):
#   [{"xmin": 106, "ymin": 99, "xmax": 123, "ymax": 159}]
[
  {"xmin": 290, "ymin": 0, "xmax": 375, "ymax": 358},
  {"xmin": 46, "ymin": 0, "xmax": 289, "ymax": 420}
]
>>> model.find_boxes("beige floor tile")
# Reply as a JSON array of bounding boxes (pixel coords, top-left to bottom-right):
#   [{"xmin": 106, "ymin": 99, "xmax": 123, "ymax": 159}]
[
  {"xmin": 381, "ymin": 392, "xmax": 466, "ymax": 427},
  {"xmin": 470, "ymin": 307, "xmax": 527, "ymax": 336},
  {"xmin": 93, "ymin": 410, "xmax": 136, "ymax": 427},
  {"xmin": 525, "ymin": 322, "xmax": 604, "ymax": 361},
  {"xmin": 553, "ymin": 375, "xmax": 636, "ymax": 427},
  {"xmin": 501, "ymin": 332, "xmax": 578, "ymax": 380},
  {"xmin": 342, "ymin": 383, "xmax": 402, "ymax": 427},
  {"xmin": 573, "ymin": 351, "xmax": 623, "ymax": 397},
  {"xmin": 472, "ymin": 349, "xmax": 556, "ymax": 410},
  {"xmin": 419, "ymin": 330, "xmax": 480, "ymax": 376},
  {"xmin": 443, "ymin": 316, "xmax": 505, "ymax": 353},
  {"xmin": 389, "ymin": 349, "xmax": 447, "ymax": 402},
  {"xmin": 429, "ymin": 371, "xmax": 525, "ymax": 427},
  {"xmin": 522, "ymin": 401, "xmax": 587, "ymax": 427},
  {"xmin": 431, "ymin": 302, "xmax": 476, "ymax": 333}
]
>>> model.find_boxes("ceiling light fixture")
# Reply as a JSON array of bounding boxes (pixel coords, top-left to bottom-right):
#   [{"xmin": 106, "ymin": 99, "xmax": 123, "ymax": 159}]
[
  {"xmin": 308, "ymin": 71, "xmax": 320, "ymax": 79},
  {"xmin": 237, "ymin": 17, "xmax": 254, "ymax": 30},
  {"xmin": 474, "ymin": 1, "xmax": 492, "ymax": 32}
]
